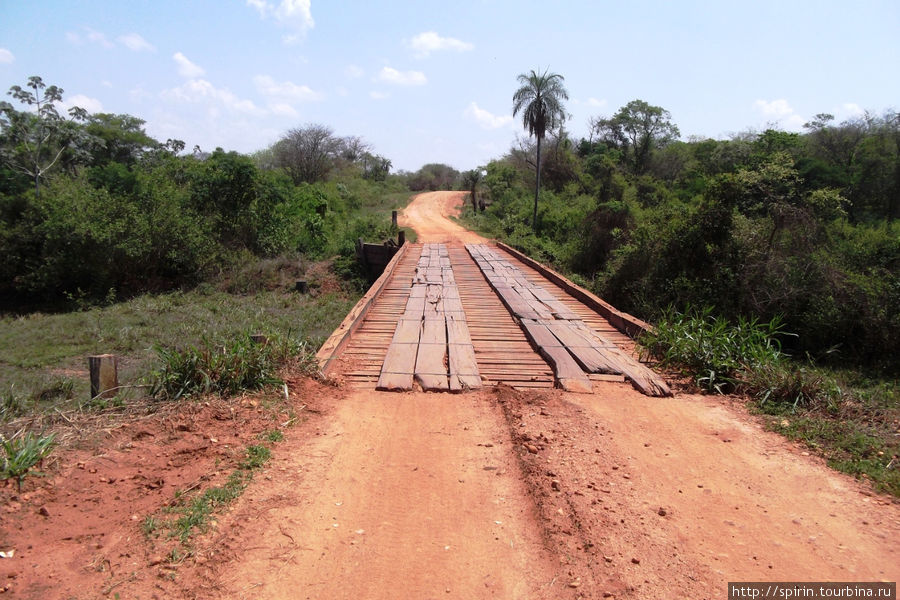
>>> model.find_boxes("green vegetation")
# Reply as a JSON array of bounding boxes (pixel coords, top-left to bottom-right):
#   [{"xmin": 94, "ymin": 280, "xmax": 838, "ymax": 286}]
[
  {"xmin": 1, "ymin": 431, "xmax": 56, "ymax": 490},
  {"xmin": 1, "ymin": 75, "xmax": 413, "ymax": 428},
  {"xmin": 148, "ymin": 442, "xmax": 275, "ymax": 548},
  {"xmin": 641, "ymin": 310, "xmax": 899, "ymax": 495},
  {"xmin": 0, "ymin": 286, "xmax": 355, "ymax": 421},
  {"xmin": 512, "ymin": 68, "xmax": 569, "ymax": 229},
  {"xmin": 465, "ymin": 96, "xmax": 899, "ymax": 373},
  {"xmin": 150, "ymin": 334, "xmax": 315, "ymax": 401},
  {"xmin": 1, "ymin": 77, "xmax": 410, "ymax": 311},
  {"xmin": 640, "ymin": 308, "xmax": 787, "ymax": 393}
]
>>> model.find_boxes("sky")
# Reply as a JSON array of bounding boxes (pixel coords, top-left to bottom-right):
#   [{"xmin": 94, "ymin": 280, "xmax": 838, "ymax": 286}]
[{"xmin": 1, "ymin": 0, "xmax": 898, "ymax": 172}]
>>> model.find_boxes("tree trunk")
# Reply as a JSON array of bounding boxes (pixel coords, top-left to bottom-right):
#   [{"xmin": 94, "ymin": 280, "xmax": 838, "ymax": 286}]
[{"xmin": 533, "ymin": 134, "xmax": 542, "ymax": 231}]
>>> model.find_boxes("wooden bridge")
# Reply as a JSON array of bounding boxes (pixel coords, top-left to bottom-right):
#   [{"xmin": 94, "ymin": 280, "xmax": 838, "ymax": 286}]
[{"xmin": 316, "ymin": 241, "xmax": 671, "ymax": 397}]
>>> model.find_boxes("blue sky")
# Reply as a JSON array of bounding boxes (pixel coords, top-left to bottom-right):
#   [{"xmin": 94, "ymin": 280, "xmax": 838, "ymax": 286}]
[{"xmin": 1, "ymin": 0, "xmax": 898, "ymax": 172}]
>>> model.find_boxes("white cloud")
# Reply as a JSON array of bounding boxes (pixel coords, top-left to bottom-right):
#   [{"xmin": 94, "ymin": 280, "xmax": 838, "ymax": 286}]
[
  {"xmin": 0, "ymin": 48, "xmax": 13, "ymax": 64},
  {"xmin": 65, "ymin": 27, "xmax": 113, "ymax": 48},
  {"xmin": 345, "ymin": 64, "xmax": 364, "ymax": 79},
  {"xmin": 87, "ymin": 28, "xmax": 113, "ymax": 48},
  {"xmin": 753, "ymin": 98, "xmax": 805, "ymax": 131},
  {"xmin": 173, "ymin": 52, "xmax": 205, "ymax": 78},
  {"xmin": 163, "ymin": 79, "xmax": 263, "ymax": 116},
  {"xmin": 408, "ymin": 31, "xmax": 473, "ymax": 58},
  {"xmin": 269, "ymin": 102, "xmax": 299, "ymax": 117},
  {"xmin": 63, "ymin": 94, "xmax": 104, "ymax": 114},
  {"xmin": 754, "ymin": 98, "xmax": 793, "ymax": 117},
  {"xmin": 118, "ymin": 33, "xmax": 155, "ymax": 52},
  {"xmin": 586, "ymin": 97, "xmax": 606, "ymax": 108},
  {"xmin": 377, "ymin": 67, "xmax": 427, "ymax": 86},
  {"xmin": 253, "ymin": 74, "xmax": 322, "ymax": 102},
  {"xmin": 247, "ymin": 0, "xmax": 314, "ymax": 39},
  {"xmin": 464, "ymin": 102, "xmax": 513, "ymax": 129},
  {"xmin": 370, "ymin": 91, "xmax": 390, "ymax": 100}
]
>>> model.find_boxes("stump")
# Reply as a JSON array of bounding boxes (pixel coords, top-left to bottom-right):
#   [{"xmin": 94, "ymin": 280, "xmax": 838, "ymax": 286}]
[{"xmin": 88, "ymin": 354, "xmax": 118, "ymax": 400}]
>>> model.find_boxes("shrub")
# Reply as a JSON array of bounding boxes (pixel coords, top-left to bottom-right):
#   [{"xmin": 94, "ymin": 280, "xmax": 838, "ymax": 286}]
[
  {"xmin": 150, "ymin": 333, "xmax": 313, "ymax": 400},
  {"xmin": 639, "ymin": 307, "xmax": 786, "ymax": 392},
  {"xmin": 1, "ymin": 432, "xmax": 56, "ymax": 490}
]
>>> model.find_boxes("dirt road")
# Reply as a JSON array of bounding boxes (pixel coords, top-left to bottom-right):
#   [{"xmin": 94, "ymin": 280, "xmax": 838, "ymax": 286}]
[
  {"xmin": 399, "ymin": 190, "xmax": 486, "ymax": 244},
  {"xmin": 213, "ymin": 192, "xmax": 898, "ymax": 598},
  {"xmin": 3, "ymin": 191, "xmax": 896, "ymax": 599}
]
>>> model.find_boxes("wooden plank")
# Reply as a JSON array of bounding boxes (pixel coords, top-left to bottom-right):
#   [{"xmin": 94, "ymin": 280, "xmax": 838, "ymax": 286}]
[
  {"xmin": 376, "ymin": 317, "xmax": 422, "ymax": 390},
  {"xmin": 415, "ymin": 319, "xmax": 448, "ymax": 391},
  {"xmin": 447, "ymin": 312, "xmax": 481, "ymax": 391},
  {"xmin": 543, "ymin": 319, "xmax": 617, "ymax": 374},
  {"xmin": 316, "ymin": 243, "xmax": 409, "ymax": 376},
  {"xmin": 519, "ymin": 319, "xmax": 592, "ymax": 393},
  {"xmin": 496, "ymin": 242, "xmax": 651, "ymax": 339}
]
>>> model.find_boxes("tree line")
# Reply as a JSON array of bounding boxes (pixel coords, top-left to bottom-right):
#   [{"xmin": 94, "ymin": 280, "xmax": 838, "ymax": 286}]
[
  {"xmin": 0, "ymin": 77, "xmax": 403, "ymax": 309},
  {"xmin": 467, "ymin": 70, "xmax": 899, "ymax": 371}
]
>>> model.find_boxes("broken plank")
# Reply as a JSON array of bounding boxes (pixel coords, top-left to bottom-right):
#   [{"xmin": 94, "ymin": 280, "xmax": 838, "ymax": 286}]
[
  {"xmin": 519, "ymin": 319, "xmax": 592, "ymax": 393},
  {"xmin": 543, "ymin": 319, "xmax": 619, "ymax": 374},
  {"xmin": 415, "ymin": 318, "xmax": 448, "ymax": 391},
  {"xmin": 447, "ymin": 312, "xmax": 481, "ymax": 391}
]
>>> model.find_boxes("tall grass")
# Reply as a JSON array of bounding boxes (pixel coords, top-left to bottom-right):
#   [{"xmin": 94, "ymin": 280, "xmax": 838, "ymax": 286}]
[
  {"xmin": 1, "ymin": 432, "xmax": 56, "ymax": 490},
  {"xmin": 639, "ymin": 306, "xmax": 787, "ymax": 393},
  {"xmin": 150, "ymin": 334, "xmax": 315, "ymax": 401}
]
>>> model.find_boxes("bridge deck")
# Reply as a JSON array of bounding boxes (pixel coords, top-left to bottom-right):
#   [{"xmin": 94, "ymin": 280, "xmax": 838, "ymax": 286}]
[{"xmin": 321, "ymin": 242, "xmax": 667, "ymax": 395}]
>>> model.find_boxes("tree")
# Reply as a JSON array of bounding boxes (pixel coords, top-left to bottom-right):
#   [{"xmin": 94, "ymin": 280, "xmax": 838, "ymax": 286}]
[
  {"xmin": 590, "ymin": 99, "xmax": 679, "ymax": 174},
  {"xmin": 361, "ymin": 152, "xmax": 391, "ymax": 181},
  {"xmin": 512, "ymin": 68, "xmax": 569, "ymax": 230},
  {"xmin": 0, "ymin": 76, "xmax": 90, "ymax": 195},
  {"xmin": 273, "ymin": 124, "xmax": 342, "ymax": 184},
  {"xmin": 462, "ymin": 168, "xmax": 484, "ymax": 212},
  {"xmin": 84, "ymin": 113, "xmax": 158, "ymax": 166}
]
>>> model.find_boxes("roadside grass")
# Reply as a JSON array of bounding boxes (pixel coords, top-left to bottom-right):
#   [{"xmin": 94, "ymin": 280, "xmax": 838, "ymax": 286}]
[
  {"xmin": 1, "ymin": 431, "xmax": 56, "ymax": 490},
  {"xmin": 0, "ymin": 259, "xmax": 356, "ymax": 424},
  {"xmin": 145, "ymin": 440, "xmax": 277, "ymax": 553},
  {"xmin": 149, "ymin": 334, "xmax": 317, "ymax": 401},
  {"xmin": 640, "ymin": 309, "xmax": 900, "ymax": 497}
]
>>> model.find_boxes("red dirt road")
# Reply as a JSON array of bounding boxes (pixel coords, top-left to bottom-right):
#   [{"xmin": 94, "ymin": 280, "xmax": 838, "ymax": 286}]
[
  {"xmin": 399, "ymin": 190, "xmax": 486, "ymax": 244},
  {"xmin": 1, "ymin": 191, "xmax": 896, "ymax": 599}
]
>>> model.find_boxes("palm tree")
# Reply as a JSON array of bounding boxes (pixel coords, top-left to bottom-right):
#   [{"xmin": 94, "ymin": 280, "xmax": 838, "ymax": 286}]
[{"xmin": 512, "ymin": 68, "xmax": 569, "ymax": 231}]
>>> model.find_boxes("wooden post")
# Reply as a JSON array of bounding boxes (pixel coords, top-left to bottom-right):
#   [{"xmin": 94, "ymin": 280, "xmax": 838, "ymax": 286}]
[
  {"xmin": 88, "ymin": 354, "xmax": 118, "ymax": 400},
  {"xmin": 391, "ymin": 210, "xmax": 398, "ymax": 227},
  {"xmin": 398, "ymin": 230, "xmax": 406, "ymax": 246}
]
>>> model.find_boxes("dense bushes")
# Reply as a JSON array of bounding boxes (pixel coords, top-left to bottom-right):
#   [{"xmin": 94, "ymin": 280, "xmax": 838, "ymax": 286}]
[
  {"xmin": 1, "ymin": 94, "xmax": 406, "ymax": 310},
  {"xmin": 464, "ymin": 104, "xmax": 899, "ymax": 373}
]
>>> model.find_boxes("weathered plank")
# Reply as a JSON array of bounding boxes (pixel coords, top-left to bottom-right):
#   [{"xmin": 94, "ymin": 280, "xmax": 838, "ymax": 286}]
[
  {"xmin": 520, "ymin": 319, "xmax": 592, "ymax": 393},
  {"xmin": 447, "ymin": 312, "xmax": 481, "ymax": 391},
  {"xmin": 543, "ymin": 319, "xmax": 616, "ymax": 374},
  {"xmin": 316, "ymin": 243, "xmax": 409, "ymax": 376},
  {"xmin": 496, "ymin": 241, "xmax": 652, "ymax": 339},
  {"xmin": 376, "ymin": 319, "xmax": 421, "ymax": 390},
  {"xmin": 415, "ymin": 318, "xmax": 449, "ymax": 391}
]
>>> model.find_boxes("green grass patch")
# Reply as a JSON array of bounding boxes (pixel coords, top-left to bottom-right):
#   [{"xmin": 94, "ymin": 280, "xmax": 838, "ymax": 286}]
[
  {"xmin": 639, "ymin": 306, "xmax": 786, "ymax": 393},
  {"xmin": 258, "ymin": 429, "xmax": 284, "ymax": 443},
  {"xmin": 149, "ymin": 443, "xmax": 275, "ymax": 548},
  {"xmin": 1, "ymin": 432, "xmax": 56, "ymax": 490},
  {"xmin": 149, "ymin": 334, "xmax": 315, "ymax": 401}
]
